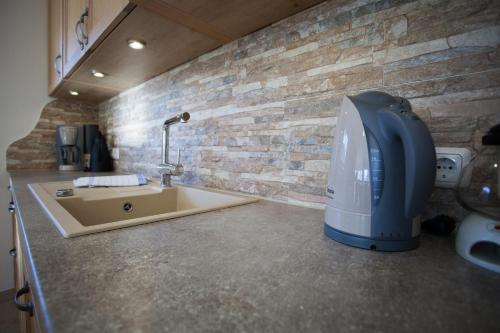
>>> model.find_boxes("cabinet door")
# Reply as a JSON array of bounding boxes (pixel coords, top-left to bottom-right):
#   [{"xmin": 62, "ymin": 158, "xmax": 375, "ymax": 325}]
[
  {"xmin": 87, "ymin": 0, "xmax": 129, "ymax": 49},
  {"xmin": 13, "ymin": 212, "xmax": 40, "ymax": 333},
  {"xmin": 63, "ymin": 0, "xmax": 88, "ymax": 76},
  {"xmin": 48, "ymin": 0, "xmax": 64, "ymax": 93},
  {"xmin": 12, "ymin": 208, "xmax": 22, "ymax": 299},
  {"xmin": 13, "ymin": 213, "xmax": 29, "ymax": 333}
]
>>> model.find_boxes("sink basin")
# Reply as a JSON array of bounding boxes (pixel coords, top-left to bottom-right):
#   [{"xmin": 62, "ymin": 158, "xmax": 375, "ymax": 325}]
[{"xmin": 29, "ymin": 180, "xmax": 258, "ymax": 238}]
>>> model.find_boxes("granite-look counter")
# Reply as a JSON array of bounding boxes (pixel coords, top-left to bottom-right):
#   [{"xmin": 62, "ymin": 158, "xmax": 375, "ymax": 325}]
[{"xmin": 9, "ymin": 171, "xmax": 500, "ymax": 333}]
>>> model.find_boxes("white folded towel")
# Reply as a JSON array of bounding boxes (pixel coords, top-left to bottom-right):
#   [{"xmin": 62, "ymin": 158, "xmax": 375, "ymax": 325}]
[{"xmin": 73, "ymin": 174, "xmax": 148, "ymax": 188}]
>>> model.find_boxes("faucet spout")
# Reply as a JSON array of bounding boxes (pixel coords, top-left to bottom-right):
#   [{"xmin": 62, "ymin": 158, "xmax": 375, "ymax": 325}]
[
  {"xmin": 158, "ymin": 112, "xmax": 190, "ymax": 187},
  {"xmin": 164, "ymin": 112, "xmax": 190, "ymax": 126}
]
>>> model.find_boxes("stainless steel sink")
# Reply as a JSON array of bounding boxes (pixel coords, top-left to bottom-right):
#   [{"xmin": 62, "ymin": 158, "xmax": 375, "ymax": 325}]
[{"xmin": 29, "ymin": 180, "xmax": 258, "ymax": 237}]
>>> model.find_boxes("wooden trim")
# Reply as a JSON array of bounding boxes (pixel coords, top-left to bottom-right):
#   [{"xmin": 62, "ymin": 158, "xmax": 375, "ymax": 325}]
[
  {"xmin": 62, "ymin": 78, "xmax": 121, "ymax": 92},
  {"xmin": 131, "ymin": 0, "xmax": 235, "ymax": 43}
]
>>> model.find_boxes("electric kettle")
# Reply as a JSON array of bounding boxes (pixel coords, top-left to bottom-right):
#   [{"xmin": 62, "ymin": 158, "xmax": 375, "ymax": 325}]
[{"xmin": 324, "ymin": 91, "xmax": 436, "ymax": 251}]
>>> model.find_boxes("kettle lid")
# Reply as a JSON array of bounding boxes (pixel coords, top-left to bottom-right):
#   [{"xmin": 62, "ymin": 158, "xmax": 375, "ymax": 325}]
[{"xmin": 354, "ymin": 91, "xmax": 397, "ymax": 105}]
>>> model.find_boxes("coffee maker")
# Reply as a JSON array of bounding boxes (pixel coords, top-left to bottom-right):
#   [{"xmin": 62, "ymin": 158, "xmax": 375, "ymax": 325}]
[{"xmin": 56, "ymin": 126, "xmax": 82, "ymax": 171}]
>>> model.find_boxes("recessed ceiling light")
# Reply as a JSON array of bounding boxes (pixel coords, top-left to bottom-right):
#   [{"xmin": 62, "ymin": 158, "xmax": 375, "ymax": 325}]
[
  {"xmin": 91, "ymin": 70, "xmax": 105, "ymax": 78},
  {"xmin": 127, "ymin": 39, "xmax": 146, "ymax": 50},
  {"xmin": 69, "ymin": 90, "xmax": 79, "ymax": 96}
]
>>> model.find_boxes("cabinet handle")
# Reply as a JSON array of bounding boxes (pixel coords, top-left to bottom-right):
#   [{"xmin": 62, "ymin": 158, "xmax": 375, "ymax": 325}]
[
  {"xmin": 54, "ymin": 54, "xmax": 62, "ymax": 75},
  {"xmin": 75, "ymin": 8, "xmax": 89, "ymax": 50},
  {"xmin": 9, "ymin": 248, "xmax": 16, "ymax": 257},
  {"xmin": 81, "ymin": 8, "xmax": 89, "ymax": 46},
  {"xmin": 14, "ymin": 282, "xmax": 33, "ymax": 316},
  {"xmin": 75, "ymin": 20, "xmax": 84, "ymax": 50}
]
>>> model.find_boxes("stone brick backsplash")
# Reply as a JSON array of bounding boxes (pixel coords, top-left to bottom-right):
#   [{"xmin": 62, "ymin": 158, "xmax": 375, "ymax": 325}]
[
  {"xmin": 97, "ymin": 0, "xmax": 500, "ymax": 218},
  {"xmin": 7, "ymin": 99, "xmax": 98, "ymax": 171}
]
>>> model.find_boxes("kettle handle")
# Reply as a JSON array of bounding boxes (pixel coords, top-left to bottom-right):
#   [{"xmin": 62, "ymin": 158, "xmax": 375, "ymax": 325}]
[{"xmin": 380, "ymin": 112, "xmax": 436, "ymax": 219}]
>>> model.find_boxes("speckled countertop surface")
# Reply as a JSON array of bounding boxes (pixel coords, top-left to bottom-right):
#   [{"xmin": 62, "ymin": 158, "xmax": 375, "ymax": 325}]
[{"xmin": 9, "ymin": 171, "xmax": 500, "ymax": 333}]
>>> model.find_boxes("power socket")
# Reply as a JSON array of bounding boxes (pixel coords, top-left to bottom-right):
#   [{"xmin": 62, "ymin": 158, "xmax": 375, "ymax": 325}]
[{"xmin": 435, "ymin": 147, "xmax": 472, "ymax": 189}]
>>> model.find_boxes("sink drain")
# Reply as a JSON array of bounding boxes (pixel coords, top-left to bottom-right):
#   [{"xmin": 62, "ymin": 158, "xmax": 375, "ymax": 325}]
[{"xmin": 123, "ymin": 202, "xmax": 133, "ymax": 213}]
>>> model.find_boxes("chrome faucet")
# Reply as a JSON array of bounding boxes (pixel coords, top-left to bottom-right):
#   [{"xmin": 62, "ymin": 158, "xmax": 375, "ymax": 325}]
[{"xmin": 157, "ymin": 112, "xmax": 190, "ymax": 187}]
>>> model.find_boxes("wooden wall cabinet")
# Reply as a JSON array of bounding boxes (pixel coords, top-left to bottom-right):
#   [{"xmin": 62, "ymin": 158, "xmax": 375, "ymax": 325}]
[
  {"xmin": 48, "ymin": 0, "xmax": 63, "ymax": 92},
  {"xmin": 49, "ymin": 0, "xmax": 132, "ymax": 98},
  {"xmin": 62, "ymin": 0, "xmax": 88, "ymax": 77},
  {"xmin": 86, "ymin": 0, "xmax": 130, "ymax": 49},
  {"xmin": 49, "ymin": 0, "xmax": 324, "ymax": 101},
  {"xmin": 60, "ymin": 0, "xmax": 130, "ymax": 77}
]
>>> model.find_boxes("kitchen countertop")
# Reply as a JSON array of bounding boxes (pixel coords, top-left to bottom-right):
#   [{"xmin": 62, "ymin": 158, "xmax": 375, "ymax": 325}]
[{"xmin": 9, "ymin": 171, "xmax": 500, "ymax": 333}]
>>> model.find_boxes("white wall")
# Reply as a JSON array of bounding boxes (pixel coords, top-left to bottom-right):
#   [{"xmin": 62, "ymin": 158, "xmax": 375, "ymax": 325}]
[{"xmin": 0, "ymin": 0, "xmax": 51, "ymax": 291}]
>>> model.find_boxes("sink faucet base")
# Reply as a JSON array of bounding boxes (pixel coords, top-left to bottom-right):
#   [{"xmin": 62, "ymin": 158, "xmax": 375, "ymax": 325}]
[{"xmin": 160, "ymin": 173, "xmax": 171, "ymax": 187}]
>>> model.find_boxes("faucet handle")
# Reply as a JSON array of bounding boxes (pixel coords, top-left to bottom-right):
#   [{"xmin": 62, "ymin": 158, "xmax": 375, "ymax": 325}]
[{"xmin": 176, "ymin": 148, "xmax": 181, "ymax": 165}]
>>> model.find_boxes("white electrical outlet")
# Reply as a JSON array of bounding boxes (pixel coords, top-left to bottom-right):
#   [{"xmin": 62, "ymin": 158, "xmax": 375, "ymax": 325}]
[
  {"xmin": 111, "ymin": 147, "xmax": 120, "ymax": 160},
  {"xmin": 435, "ymin": 147, "xmax": 472, "ymax": 189}
]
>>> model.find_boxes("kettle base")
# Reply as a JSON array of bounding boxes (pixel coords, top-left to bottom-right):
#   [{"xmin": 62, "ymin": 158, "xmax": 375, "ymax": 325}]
[{"xmin": 324, "ymin": 223, "xmax": 419, "ymax": 252}]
